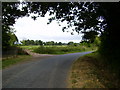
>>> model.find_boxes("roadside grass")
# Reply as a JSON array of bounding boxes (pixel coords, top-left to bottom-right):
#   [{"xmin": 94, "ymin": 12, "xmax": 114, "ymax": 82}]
[
  {"xmin": 19, "ymin": 45, "xmax": 40, "ymax": 51},
  {"xmin": 68, "ymin": 51, "xmax": 120, "ymax": 88},
  {"xmin": 2, "ymin": 55, "xmax": 32, "ymax": 69}
]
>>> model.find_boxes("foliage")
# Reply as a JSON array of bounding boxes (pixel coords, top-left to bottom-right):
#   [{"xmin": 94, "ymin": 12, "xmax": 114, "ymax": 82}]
[
  {"xmin": 82, "ymin": 31, "xmax": 98, "ymax": 43},
  {"xmin": 9, "ymin": 33, "xmax": 18, "ymax": 46},
  {"xmin": 20, "ymin": 39, "xmax": 80, "ymax": 46},
  {"xmin": 2, "ymin": 27, "xmax": 18, "ymax": 49},
  {"xmin": 20, "ymin": 39, "xmax": 43, "ymax": 45},
  {"xmin": 67, "ymin": 41, "xmax": 74, "ymax": 46},
  {"xmin": 2, "ymin": 2, "xmax": 26, "ymax": 48},
  {"xmin": 93, "ymin": 36, "xmax": 101, "ymax": 47},
  {"xmin": 2, "ymin": 2, "xmax": 103, "ymax": 48},
  {"xmin": 80, "ymin": 36, "xmax": 100, "ymax": 48}
]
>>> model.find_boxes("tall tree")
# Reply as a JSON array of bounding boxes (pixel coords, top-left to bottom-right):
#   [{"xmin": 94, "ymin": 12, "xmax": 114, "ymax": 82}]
[
  {"xmin": 97, "ymin": 3, "xmax": 120, "ymax": 61},
  {"xmin": 2, "ymin": 2, "xmax": 27, "ymax": 48},
  {"xmin": 9, "ymin": 33, "xmax": 18, "ymax": 46},
  {"xmin": 38, "ymin": 40, "xmax": 43, "ymax": 45}
]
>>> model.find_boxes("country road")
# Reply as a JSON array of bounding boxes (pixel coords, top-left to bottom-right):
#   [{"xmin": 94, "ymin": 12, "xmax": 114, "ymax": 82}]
[{"xmin": 3, "ymin": 51, "xmax": 92, "ymax": 88}]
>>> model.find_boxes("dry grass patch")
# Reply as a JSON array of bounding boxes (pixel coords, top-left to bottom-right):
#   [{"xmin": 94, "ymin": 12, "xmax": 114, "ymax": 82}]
[
  {"xmin": 68, "ymin": 52, "xmax": 120, "ymax": 88},
  {"xmin": 69, "ymin": 56, "xmax": 105, "ymax": 88}
]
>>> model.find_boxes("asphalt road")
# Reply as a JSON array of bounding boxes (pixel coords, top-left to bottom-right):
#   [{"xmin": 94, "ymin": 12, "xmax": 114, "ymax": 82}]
[{"xmin": 3, "ymin": 51, "xmax": 92, "ymax": 88}]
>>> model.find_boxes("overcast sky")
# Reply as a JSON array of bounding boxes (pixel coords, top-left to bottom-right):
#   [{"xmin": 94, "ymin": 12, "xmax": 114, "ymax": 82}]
[{"xmin": 13, "ymin": 13, "xmax": 83, "ymax": 43}]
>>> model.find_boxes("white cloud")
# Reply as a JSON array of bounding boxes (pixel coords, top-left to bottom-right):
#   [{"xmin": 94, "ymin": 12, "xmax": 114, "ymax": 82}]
[{"xmin": 13, "ymin": 15, "xmax": 82, "ymax": 43}]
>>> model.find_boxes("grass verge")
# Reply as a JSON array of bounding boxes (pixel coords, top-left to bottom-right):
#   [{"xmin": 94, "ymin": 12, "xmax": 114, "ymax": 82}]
[
  {"xmin": 2, "ymin": 55, "xmax": 32, "ymax": 69},
  {"xmin": 68, "ymin": 51, "xmax": 120, "ymax": 88}
]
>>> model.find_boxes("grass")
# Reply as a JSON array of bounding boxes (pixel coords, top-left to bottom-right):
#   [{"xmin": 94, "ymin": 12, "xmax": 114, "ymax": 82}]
[
  {"xmin": 19, "ymin": 45, "xmax": 40, "ymax": 51},
  {"xmin": 2, "ymin": 55, "xmax": 32, "ymax": 69},
  {"xmin": 20, "ymin": 45, "xmax": 97, "ymax": 54},
  {"xmin": 68, "ymin": 51, "xmax": 120, "ymax": 88}
]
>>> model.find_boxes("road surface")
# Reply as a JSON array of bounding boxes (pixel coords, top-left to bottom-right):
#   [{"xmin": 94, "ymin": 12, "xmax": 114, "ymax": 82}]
[{"xmin": 3, "ymin": 51, "xmax": 92, "ymax": 88}]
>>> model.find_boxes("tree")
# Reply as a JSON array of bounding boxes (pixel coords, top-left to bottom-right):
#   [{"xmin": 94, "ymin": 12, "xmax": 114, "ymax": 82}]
[
  {"xmin": 38, "ymin": 40, "xmax": 43, "ymax": 45},
  {"xmin": 2, "ymin": 27, "xmax": 18, "ymax": 49},
  {"xmin": 30, "ymin": 40, "xmax": 34, "ymax": 45},
  {"xmin": 9, "ymin": 33, "xmax": 18, "ymax": 46},
  {"xmin": 50, "ymin": 41, "xmax": 55, "ymax": 45},
  {"xmin": 82, "ymin": 31, "xmax": 98, "ymax": 43},
  {"xmin": 45, "ymin": 41, "xmax": 54, "ymax": 45},
  {"xmin": 20, "ymin": 40, "xmax": 26, "ymax": 45},
  {"xmin": 2, "ymin": 2, "xmax": 27, "ymax": 48},
  {"xmin": 35, "ymin": 40, "xmax": 39, "ymax": 45},
  {"xmin": 93, "ymin": 36, "xmax": 101, "ymax": 47},
  {"xmin": 97, "ymin": 3, "xmax": 120, "ymax": 61},
  {"xmin": 20, "ymin": 39, "xmax": 30, "ymax": 45},
  {"xmin": 68, "ymin": 41, "xmax": 74, "ymax": 46},
  {"xmin": 58, "ymin": 42, "xmax": 62, "ymax": 45}
]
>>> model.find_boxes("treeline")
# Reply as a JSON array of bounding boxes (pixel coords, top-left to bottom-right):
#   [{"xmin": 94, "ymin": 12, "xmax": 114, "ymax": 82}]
[
  {"xmin": 20, "ymin": 36, "xmax": 100, "ymax": 46},
  {"xmin": 2, "ymin": 28, "xmax": 19, "ymax": 49},
  {"xmin": 20, "ymin": 40, "xmax": 77, "ymax": 46}
]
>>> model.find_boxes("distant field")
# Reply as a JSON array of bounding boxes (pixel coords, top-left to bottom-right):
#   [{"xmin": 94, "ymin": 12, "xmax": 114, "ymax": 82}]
[{"xmin": 19, "ymin": 45, "xmax": 97, "ymax": 54}]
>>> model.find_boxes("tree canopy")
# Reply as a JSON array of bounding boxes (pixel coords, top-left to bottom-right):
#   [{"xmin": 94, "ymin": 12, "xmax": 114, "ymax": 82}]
[{"xmin": 2, "ymin": 2, "xmax": 103, "ymax": 47}]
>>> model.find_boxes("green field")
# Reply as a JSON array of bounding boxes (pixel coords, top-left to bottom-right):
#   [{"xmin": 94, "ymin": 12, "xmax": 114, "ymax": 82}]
[{"xmin": 19, "ymin": 45, "xmax": 97, "ymax": 54}]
